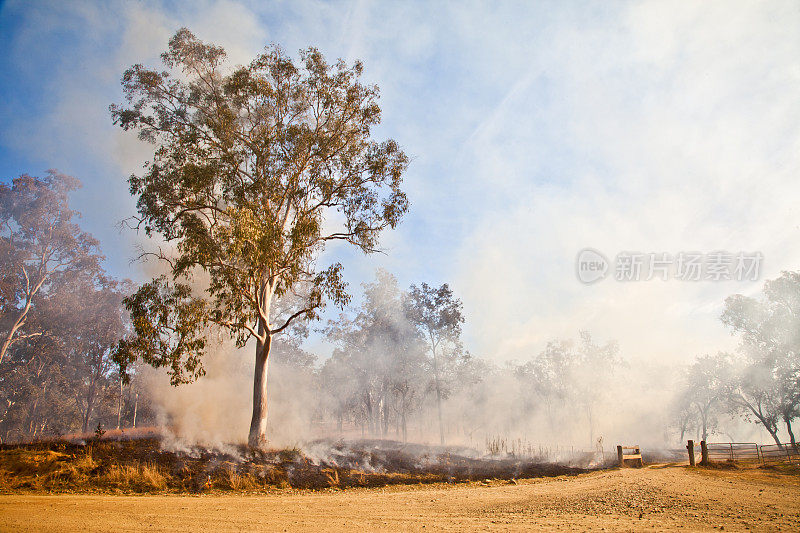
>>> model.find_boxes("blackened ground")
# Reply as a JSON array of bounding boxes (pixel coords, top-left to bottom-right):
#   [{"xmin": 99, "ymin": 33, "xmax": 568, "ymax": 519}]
[{"xmin": 0, "ymin": 436, "xmax": 599, "ymax": 493}]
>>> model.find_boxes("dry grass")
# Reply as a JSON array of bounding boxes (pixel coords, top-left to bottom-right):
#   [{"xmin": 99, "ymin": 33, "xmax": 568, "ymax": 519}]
[
  {"xmin": 220, "ymin": 467, "xmax": 259, "ymax": 491},
  {"xmin": 0, "ymin": 437, "xmax": 592, "ymax": 494},
  {"xmin": 323, "ymin": 467, "xmax": 340, "ymax": 487},
  {"xmin": 0, "ymin": 448, "xmax": 98, "ymax": 490},
  {"xmin": 102, "ymin": 462, "xmax": 168, "ymax": 492},
  {"xmin": 0, "ymin": 447, "xmax": 171, "ymax": 492}
]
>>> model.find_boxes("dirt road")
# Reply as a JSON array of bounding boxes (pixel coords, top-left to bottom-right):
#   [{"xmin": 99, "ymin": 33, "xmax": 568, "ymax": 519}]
[{"xmin": 1, "ymin": 464, "xmax": 797, "ymax": 532}]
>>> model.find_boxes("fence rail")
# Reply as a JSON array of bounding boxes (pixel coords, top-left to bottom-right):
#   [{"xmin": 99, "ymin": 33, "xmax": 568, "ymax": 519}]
[
  {"xmin": 759, "ymin": 444, "xmax": 800, "ymax": 464},
  {"xmin": 705, "ymin": 442, "xmax": 760, "ymax": 463},
  {"xmin": 687, "ymin": 440, "xmax": 800, "ymax": 465}
]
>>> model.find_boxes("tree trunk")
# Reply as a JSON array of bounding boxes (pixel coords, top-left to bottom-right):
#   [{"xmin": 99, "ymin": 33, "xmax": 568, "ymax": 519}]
[
  {"xmin": 785, "ymin": 415, "xmax": 796, "ymax": 449},
  {"xmin": 117, "ymin": 378, "xmax": 123, "ymax": 429},
  {"xmin": 28, "ymin": 397, "xmax": 39, "ymax": 438},
  {"xmin": 382, "ymin": 389, "xmax": 389, "ymax": 437},
  {"xmin": 247, "ymin": 328, "xmax": 272, "ymax": 448},
  {"xmin": 401, "ymin": 410, "xmax": 407, "ymax": 443},
  {"xmin": 701, "ymin": 411, "xmax": 708, "ymax": 442},
  {"xmin": 0, "ymin": 299, "xmax": 32, "ymax": 366},
  {"xmin": 0, "ymin": 329, "xmax": 16, "ymax": 366},
  {"xmin": 372, "ymin": 393, "xmax": 381, "ymax": 437},
  {"xmin": 756, "ymin": 414, "xmax": 782, "ymax": 446},
  {"xmin": 133, "ymin": 392, "xmax": 138, "ymax": 428},
  {"xmin": 430, "ymin": 341, "xmax": 445, "ymax": 446},
  {"xmin": 82, "ymin": 386, "xmax": 96, "ymax": 434},
  {"xmin": 744, "ymin": 402, "xmax": 782, "ymax": 445},
  {"xmin": 364, "ymin": 393, "xmax": 374, "ymax": 436}
]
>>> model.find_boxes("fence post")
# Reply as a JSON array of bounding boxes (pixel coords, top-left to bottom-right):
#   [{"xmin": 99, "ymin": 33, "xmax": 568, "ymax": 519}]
[
  {"xmin": 700, "ymin": 441, "xmax": 709, "ymax": 465},
  {"xmin": 617, "ymin": 445, "xmax": 624, "ymax": 467},
  {"xmin": 687, "ymin": 440, "xmax": 695, "ymax": 466}
]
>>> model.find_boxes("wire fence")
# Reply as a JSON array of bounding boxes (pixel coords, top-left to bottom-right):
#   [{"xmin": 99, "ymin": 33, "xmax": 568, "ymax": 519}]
[
  {"xmin": 706, "ymin": 442, "xmax": 760, "ymax": 463},
  {"xmin": 689, "ymin": 441, "xmax": 799, "ymax": 464},
  {"xmin": 759, "ymin": 443, "xmax": 800, "ymax": 464}
]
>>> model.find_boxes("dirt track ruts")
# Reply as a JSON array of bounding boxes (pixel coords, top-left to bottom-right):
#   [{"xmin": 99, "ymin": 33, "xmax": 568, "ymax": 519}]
[{"xmin": 1, "ymin": 464, "xmax": 798, "ymax": 532}]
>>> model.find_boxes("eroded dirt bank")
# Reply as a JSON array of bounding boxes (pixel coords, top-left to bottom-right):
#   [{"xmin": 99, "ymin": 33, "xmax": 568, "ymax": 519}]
[{"xmin": 0, "ymin": 464, "xmax": 798, "ymax": 532}]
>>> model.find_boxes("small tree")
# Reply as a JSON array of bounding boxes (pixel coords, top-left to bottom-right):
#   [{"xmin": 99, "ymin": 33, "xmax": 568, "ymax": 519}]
[
  {"xmin": 111, "ymin": 29, "xmax": 408, "ymax": 447},
  {"xmin": 326, "ymin": 270, "xmax": 425, "ymax": 439},
  {"xmin": 404, "ymin": 282, "xmax": 464, "ymax": 445},
  {"xmin": 0, "ymin": 171, "xmax": 101, "ymax": 365},
  {"xmin": 679, "ymin": 354, "xmax": 730, "ymax": 442}
]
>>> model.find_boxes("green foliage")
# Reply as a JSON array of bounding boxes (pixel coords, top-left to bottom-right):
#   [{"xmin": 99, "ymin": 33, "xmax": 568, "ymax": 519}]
[
  {"xmin": 405, "ymin": 283, "xmax": 464, "ymax": 345},
  {"xmin": 114, "ymin": 277, "xmax": 208, "ymax": 386}
]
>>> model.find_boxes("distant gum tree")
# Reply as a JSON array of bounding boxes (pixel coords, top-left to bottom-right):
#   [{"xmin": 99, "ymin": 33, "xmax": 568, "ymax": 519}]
[
  {"xmin": 110, "ymin": 29, "xmax": 408, "ymax": 447},
  {"xmin": 0, "ymin": 171, "xmax": 101, "ymax": 366},
  {"xmin": 404, "ymin": 282, "xmax": 464, "ymax": 446}
]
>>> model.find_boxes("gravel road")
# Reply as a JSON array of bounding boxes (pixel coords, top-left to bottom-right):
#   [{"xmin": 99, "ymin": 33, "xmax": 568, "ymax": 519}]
[{"xmin": 1, "ymin": 464, "xmax": 797, "ymax": 532}]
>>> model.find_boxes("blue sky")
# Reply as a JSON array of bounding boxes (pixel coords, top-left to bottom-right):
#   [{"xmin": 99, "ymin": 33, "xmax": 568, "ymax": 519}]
[{"xmin": 1, "ymin": 0, "xmax": 799, "ymax": 365}]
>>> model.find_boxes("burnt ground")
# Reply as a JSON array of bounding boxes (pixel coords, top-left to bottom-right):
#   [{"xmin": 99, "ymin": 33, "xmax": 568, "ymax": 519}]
[{"xmin": 0, "ymin": 435, "xmax": 599, "ymax": 493}]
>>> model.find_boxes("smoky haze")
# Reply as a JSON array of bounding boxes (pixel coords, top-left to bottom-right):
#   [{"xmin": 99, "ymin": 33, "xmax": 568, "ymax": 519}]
[{"xmin": 137, "ymin": 268, "xmax": 792, "ymax": 456}]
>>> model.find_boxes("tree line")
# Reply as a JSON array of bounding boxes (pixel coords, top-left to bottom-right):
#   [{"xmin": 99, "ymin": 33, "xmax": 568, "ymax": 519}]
[
  {"xmin": 0, "ymin": 170, "xmax": 796, "ymax": 447},
  {"xmin": 268, "ymin": 268, "xmax": 627, "ymax": 447},
  {"xmin": 0, "ymin": 172, "xmax": 625, "ymax": 445}
]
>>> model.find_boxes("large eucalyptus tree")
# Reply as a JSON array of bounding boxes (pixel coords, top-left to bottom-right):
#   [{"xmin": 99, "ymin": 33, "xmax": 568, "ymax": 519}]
[{"xmin": 111, "ymin": 29, "xmax": 408, "ymax": 447}]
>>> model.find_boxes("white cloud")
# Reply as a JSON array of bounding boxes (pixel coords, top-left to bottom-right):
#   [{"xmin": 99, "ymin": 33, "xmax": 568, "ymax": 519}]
[{"xmin": 452, "ymin": 0, "xmax": 800, "ymax": 363}]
